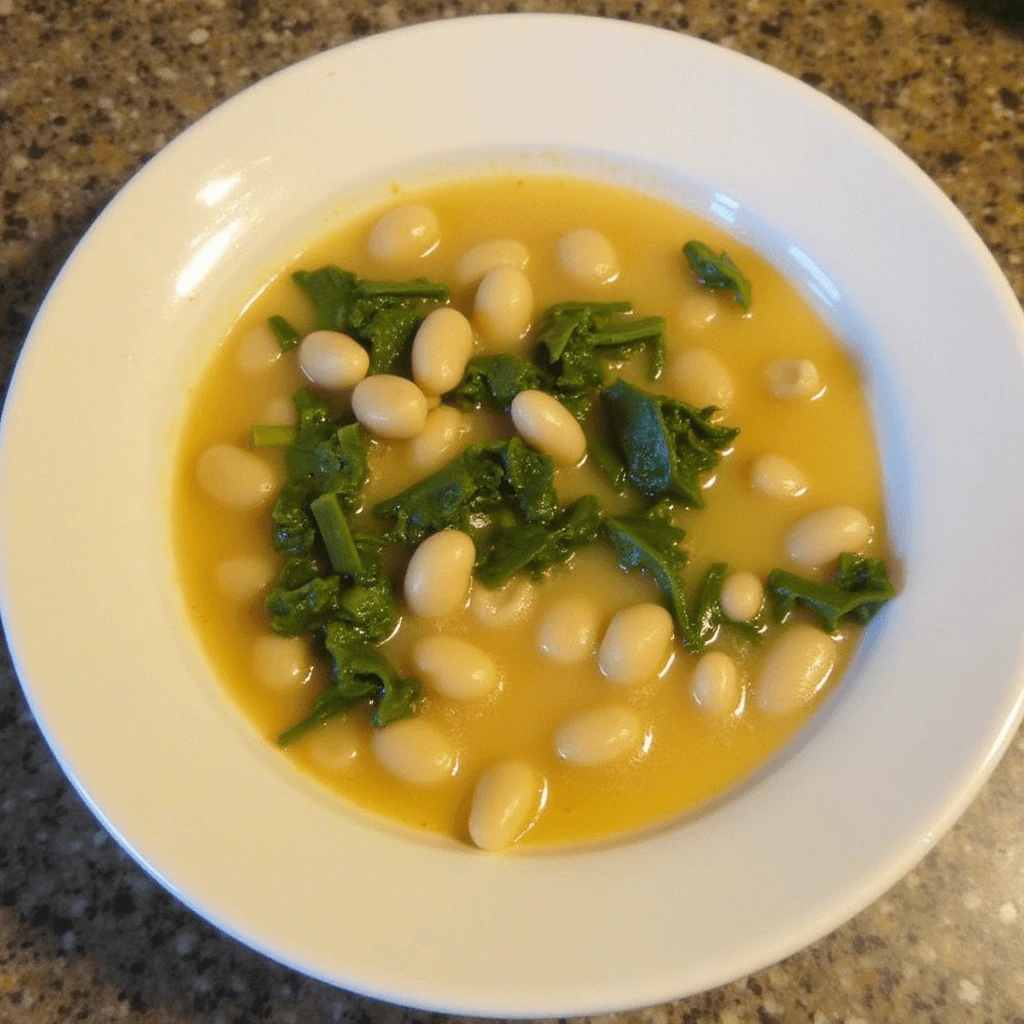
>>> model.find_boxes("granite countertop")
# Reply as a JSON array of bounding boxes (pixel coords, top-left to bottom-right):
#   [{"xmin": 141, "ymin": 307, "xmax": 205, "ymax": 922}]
[{"xmin": 2, "ymin": 1, "xmax": 1023, "ymax": 1021}]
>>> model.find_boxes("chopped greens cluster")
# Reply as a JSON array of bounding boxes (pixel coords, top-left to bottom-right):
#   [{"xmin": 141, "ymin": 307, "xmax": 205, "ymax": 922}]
[{"xmin": 251, "ymin": 242, "xmax": 896, "ymax": 745}]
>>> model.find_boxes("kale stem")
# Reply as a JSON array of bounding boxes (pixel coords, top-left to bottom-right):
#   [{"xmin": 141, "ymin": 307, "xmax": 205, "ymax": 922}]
[
  {"xmin": 267, "ymin": 315, "xmax": 302, "ymax": 352},
  {"xmin": 310, "ymin": 492, "xmax": 363, "ymax": 575},
  {"xmin": 357, "ymin": 279, "xmax": 451, "ymax": 300},
  {"xmin": 591, "ymin": 316, "xmax": 666, "ymax": 346},
  {"xmin": 251, "ymin": 424, "xmax": 299, "ymax": 448}
]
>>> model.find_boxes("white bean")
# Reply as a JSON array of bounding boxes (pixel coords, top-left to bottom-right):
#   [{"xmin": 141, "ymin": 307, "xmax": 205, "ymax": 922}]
[
  {"xmin": 262, "ymin": 396, "xmax": 296, "ymax": 426},
  {"xmin": 412, "ymin": 636, "xmax": 498, "ymax": 700},
  {"xmin": 196, "ymin": 444, "xmax": 277, "ymax": 509},
  {"xmin": 750, "ymin": 454, "xmax": 808, "ymax": 499},
  {"xmin": 456, "ymin": 239, "xmax": 530, "ymax": 286},
  {"xmin": 411, "ymin": 405, "xmax": 467, "ymax": 473},
  {"xmin": 537, "ymin": 598, "xmax": 600, "ymax": 663},
  {"xmin": 474, "ymin": 265, "xmax": 533, "ymax": 349},
  {"xmin": 766, "ymin": 358, "xmax": 822, "ymax": 399},
  {"xmin": 298, "ymin": 330, "xmax": 369, "ymax": 391},
  {"xmin": 786, "ymin": 506, "xmax": 872, "ymax": 567},
  {"xmin": 252, "ymin": 635, "xmax": 312, "ymax": 691},
  {"xmin": 510, "ymin": 390, "xmax": 586, "ymax": 466},
  {"xmin": 411, "ymin": 307, "xmax": 474, "ymax": 397},
  {"xmin": 215, "ymin": 556, "xmax": 276, "ymax": 602},
  {"xmin": 468, "ymin": 760, "xmax": 543, "ymax": 851},
  {"xmin": 303, "ymin": 718, "xmax": 361, "ymax": 772},
  {"xmin": 555, "ymin": 705, "xmax": 642, "ymax": 766},
  {"xmin": 367, "ymin": 204, "xmax": 439, "ymax": 263},
  {"xmin": 691, "ymin": 651, "xmax": 740, "ymax": 715},
  {"xmin": 404, "ymin": 530, "xmax": 475, "ymax": 618},
  {"xmin": 669, "ymin": 349, "xmax": 734, "ymax": 411},
  {"xmin": 677, "ymin": 293, "xmax": 720, "ymax": 331},
  {"xmin": 720, "ymin": 571, "xmax": 764, "ymax": 622},
  {"xmin": 235, "ymin": 322, "xmax": 282, "ymax": 374},
  {"xmin": 756, "ymin": 624, "xmax": 837, "ymax": 715},
  {"xmin": 372, "ymin": 718, "xmax": 457, "ymax": 785},
  {"xmin": 598, "ymin": 604, "xmax": 674, "ymax": 685},
  {"xmin": 351, "ymin": 375, "xmax": 428, "ymax": 439},
  {"xmin": 556, "ymin": 229, "xmax": 619, "ymax": 284},
  {"xmin": 470, "ymin": 577, "xmax": 536, "ymax": 627}
]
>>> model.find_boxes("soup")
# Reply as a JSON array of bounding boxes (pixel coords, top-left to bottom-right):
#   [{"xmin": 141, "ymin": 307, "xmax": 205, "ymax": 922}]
[{"xmin": 173, "ymin": 174, "xmax": 894, "ymax": 850}]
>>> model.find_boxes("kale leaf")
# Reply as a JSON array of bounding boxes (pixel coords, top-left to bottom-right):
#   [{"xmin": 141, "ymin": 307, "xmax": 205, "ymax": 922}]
[
  {"xmin": 689, "ymin": 562, "xmax": 729, "ymax": 652},
  {"xmin": 475, "ymin": 495, "xmax": 601, "ymax": 588},
  {"xmin": 286, "ymin": 390, "xmax": 368, "ymax": 505},
  {"xmin": 267, "ymin": 315, "xmax": 301, "ymax": 352},
  {"xmin": 767, "ymin": 552, "xmax": 897, "ymax": 632},
  {"xmin": 270, "ymin": 481, "xmax": 317, "ymax": 554},
  {"xmin": 293, "ymin": 266, "xmax": 450, "ymax": 374},
  {"xmin": 682, "ymin": 240, "xmax": 752, "ymax": 311},
  {"xmin": 601, "ymin": 378, "xmax": 738, "ymax": 507},
  {"xmin": 374, "ymin": 438, "xmax": 557, "ymax": 545},
  {"xmin": 449, "ymin": 354, "xmax": 547, "ymax": 411}
]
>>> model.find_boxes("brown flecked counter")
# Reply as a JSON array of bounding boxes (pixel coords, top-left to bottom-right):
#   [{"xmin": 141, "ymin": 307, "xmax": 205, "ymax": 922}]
[{"xmin": 1, "ymin": 1, "xmax": 1022, "ymax": 1021}]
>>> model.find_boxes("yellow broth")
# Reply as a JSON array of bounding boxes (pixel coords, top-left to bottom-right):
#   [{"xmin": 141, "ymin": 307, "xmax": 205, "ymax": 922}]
[{"xmin": 173, "ymin": 174, "xmax": 889, "ymax": 847}]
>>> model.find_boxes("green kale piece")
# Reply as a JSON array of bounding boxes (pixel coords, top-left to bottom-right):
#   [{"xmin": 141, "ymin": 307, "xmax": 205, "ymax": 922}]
[
  {"xmin": 251, "ymin": 424, "xmax": 298, "ymax": 448},
  {"xmin": 310, "ymin": 492, "xmax": 362, "ymax": 576},
  {"xmin": 286, "ymin": 390, "xmax": 367, "ymax": 505},
  {"xmin": 332, "ymin": 533, "xmax": 399, "ymax": 644},
  {"xmin": 767, "ymin": 553, "xmax": 897, "ymax": 632},
  {"xmin": 449, "ymin": 354, "xmax": 547, "ymax": 411},
  {"xmin": 601, "ymin": 379, "xmax": 738, "ymax": 507},
  {"xmin": 276, "ymin": 625, "xmax": 420, "ymax": 745},
  {"xmin": 475, "ymin": 495, "xmax": 601, "ymax": 588},
  {"xmin": 266, "ymin": 574, "xmax": 342, "ymax": 636},
  {"xmin": 689, "ymin": 562, "xmax": 729, "ymax": 651},
  {"xmin": 293, "ymin": 266, "xmax": 450, "ymax": 374},
  {"xmin": 603, "ymin": 500, "xmax": 691, "ymax": 640},
  {"xmin": 268, "ymin": 315, "xmax": 301, "ymax": 352},
  {"xmin": 373, "ymin": 438, "xmax": 556, "ymax": 544},
  {"xmin": 682, "ymin": 240, "xmax": 752, "ymax": 310},
  {"xmin": 270, "ymin": 480, "xmax": 317, "ymax": 554}
]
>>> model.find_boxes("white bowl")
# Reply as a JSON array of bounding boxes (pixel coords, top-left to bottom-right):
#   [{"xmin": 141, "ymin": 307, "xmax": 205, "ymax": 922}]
[{"xmin": 2, "ymin": 14, "xmax": 1024, "ymax": 1017}]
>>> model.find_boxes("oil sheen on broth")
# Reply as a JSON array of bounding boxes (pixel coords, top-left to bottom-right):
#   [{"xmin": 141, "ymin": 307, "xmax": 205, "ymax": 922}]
[{"xmin": 174, "ymin": 175, "xmax": 891, "ymax": 850}]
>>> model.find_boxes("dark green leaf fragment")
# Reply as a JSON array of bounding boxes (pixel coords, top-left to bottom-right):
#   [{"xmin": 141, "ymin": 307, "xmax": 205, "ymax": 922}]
[
  {"xmin": 286, "ymin": 390, "xmax": 367, "ymax": 506},
  {"xmin": 266, "ymin": 573, "xmax": 342, "ymax": 636},
  {"xmin": 683, "ymin": 240, "xmax": 752, "ymax": 311},
  {"xmin": 603, "ymin": 500, "xmax": 690, "ymax": 639},
  {"xmin": 268, "ymin": 315, "xmax": 302, "ymax": 352},
  {"xmin": 475, "ymin": 495, "xmax": 601, "ymax": 588},
  {"xmin": 449, "ymin": 354, "xmax": 546, "ymax": 411},
  {"xmin": 293, "ymin": 267, "xmax": 359, "ymax": 331},
  {"xmin": 251, "ymin": 424, "xmax": 298, "ymax": 448},
  {"xmin": 601, "ymin": 379, "xmax": 738, "ymax": 507},
  {"xmin": 767, "ymin": 553, "xmax": 897, "ymax": 632},
  {"xmin": 309, "ymin": 492, "xmax": 362, "ymax": 576},
  {"xmin": 271, "ymin": 480, "xmax": 317, "ymax": 554},
  {"xmin": 689, "ymin": 562, "xmax": 729, "ymax": 652}
]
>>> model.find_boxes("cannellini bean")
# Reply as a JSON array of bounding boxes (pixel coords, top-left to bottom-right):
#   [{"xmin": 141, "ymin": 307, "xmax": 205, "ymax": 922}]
[
  {"xmin": 367, "ymin": 204, "xmax": 439, "ymax": 263},
  {"xmin": 756, "ymin": 624, "xmax": 837, "ymax": 715},
  {"xmin": 470, "ymin": 577, "xmax": 536, "ymax": 627},
  {"xmin": 691, "ymin": 651, "xmax": 741, "ymax": 715},
  {"xmin": 252, "ymin": 635, "xmax": 312, "ymax": 691},
  {"xmin": 750, "ymin": 454, "xmax": 808, "ymax": 499},
  {"xmin": 412, "ymin": 636, "xmax": 498, "ymax": 700},
  {"xmin": 786, "ymin": 506, "xmax": 872, "ymax": 567},
  {"xmin": 555, "ymin": 705, "xmax": 642, "ymax": 766},
  {"xmin": 766, "ymin": 358, "xmax": 822, "ymax": 399},
  {"xmin": 298, "ymin": 330, "xmax": 369, "ymax": 390},
  {"xmin": 598, "ymin": 604, "xmax": 674, "ymax": 685},
  {"xmin": 510, "ymin": 390, "xmax": 586, "ymax": 466},
  {"xmin": 404, "ymin": 530, "xmax": 475, "ymax": 618},
  {"xmin": 669, "ymin": 349, "xmax": 734, "ymax": 411},
  {"xmin": 468, "ymin": 760, "xmax": 544, "ymax": 852},
  {"xmin": 720, "ymin": 571, "xmax": 764, "ymax": 622},
  {"xmin": 411, "ymin": 404, "xmax": 467, "ymax": 473},
  {"xmin": 537, "ymin": 597, "xmax": 600, "ymax": 663},
  {"xmin": 196, "ymin": 444, "xmax": 276, "ymax": 509},
  {"xmin": 372, "ymin": 718, "xmax": 457, "ymax": 785},
  {"xmin": 556, "ymin": 229, "xmax": 619, "ymax": 284},
  {"xmin": 474, "ymin": 265, "xmax": 533, "ymax": 349},
  {"xmin": 677, "ymin": 293, "xmax": 720, "ymax": 331},
  {"xmin": 456, "ymin": 239, "xmax": 530, "ymax": 286},
  {"xmin": 235, "ymin": 322, "xmax": 282, "ymax": 374},
  {"xmin": 411, "ymin": 307, "xmax": 474, "ymax": 397},
  {"xmin": 215, "ymin": 556, "xmax": 276, "ymax": 602},
  {"xmin": 303, "ymin": 718, "xmax": 361, "ymax": 772},
  {"xmin": 351, "ymin": 375, "xmax": 428, "ymax": 439},
  {"xmin": 262, "ymin": 396, "xmax": 296, "ymax": 426}
]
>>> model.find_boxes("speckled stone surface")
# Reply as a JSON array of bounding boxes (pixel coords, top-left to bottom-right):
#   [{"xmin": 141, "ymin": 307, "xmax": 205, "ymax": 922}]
[{"xmin": 1, "ymin": 1, "xmax": 1023, "ymax": 1022}]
